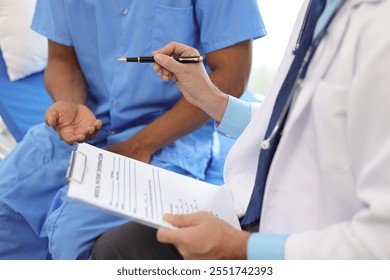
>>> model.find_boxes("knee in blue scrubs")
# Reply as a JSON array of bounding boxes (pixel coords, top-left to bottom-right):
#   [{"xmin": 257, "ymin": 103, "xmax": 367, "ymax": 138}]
[{"xmin": 0, "ymin": 124, "xmax": 73, "ymax": 259}]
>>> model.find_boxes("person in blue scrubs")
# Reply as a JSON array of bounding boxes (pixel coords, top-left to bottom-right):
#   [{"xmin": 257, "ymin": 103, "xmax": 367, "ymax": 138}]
[{"xmin": 0, "ymin": 0, "xmax": 265, "ymax": 259}]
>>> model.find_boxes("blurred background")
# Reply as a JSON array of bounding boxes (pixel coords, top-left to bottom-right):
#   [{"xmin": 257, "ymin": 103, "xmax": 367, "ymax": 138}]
[{"xmin": 249, "ymin": 0, "xmax": 304, "ymax": 98}]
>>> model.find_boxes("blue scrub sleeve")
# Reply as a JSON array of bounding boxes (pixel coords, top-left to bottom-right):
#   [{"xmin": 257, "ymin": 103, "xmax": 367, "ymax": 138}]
[
  {"xmin": 194, "ymin": 0, "xmax": 266, "ymax": 53},
  {"xmin": 31, "ymin": 0, "xmax": 73, "ymax": 46},
  {"xmin": 216, "ymin": 96, "xmax": 251, "ymax": 139},
  {"xmin": 247, "ymin": 234, "xmax": 288, "ymax": 260}
]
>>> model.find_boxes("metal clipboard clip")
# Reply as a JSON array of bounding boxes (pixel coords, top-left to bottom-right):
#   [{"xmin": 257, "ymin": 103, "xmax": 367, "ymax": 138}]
[{"xmin": 66, "ymin": 150, "xmax": 87, "ymax": 184}]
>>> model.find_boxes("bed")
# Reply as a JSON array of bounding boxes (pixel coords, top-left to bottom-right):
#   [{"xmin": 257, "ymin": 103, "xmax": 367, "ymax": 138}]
[{"xmin": 0, "ymin": 48, "xmax": 53, "ymax": 143}]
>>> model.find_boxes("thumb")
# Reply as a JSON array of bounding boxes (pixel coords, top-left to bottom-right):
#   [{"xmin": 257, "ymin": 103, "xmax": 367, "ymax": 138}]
[
  {"xmin": 154, "ymin": 53, "xmax": 181, "ymax": 74},
  {"xmin": 163, "ymin": 213, "xmax": 202, "ymax": 228}
]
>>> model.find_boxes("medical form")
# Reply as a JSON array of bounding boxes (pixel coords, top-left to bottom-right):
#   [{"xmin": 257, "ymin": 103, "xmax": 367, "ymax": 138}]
[{"xmin": 67, "ymin": 143, "xmax": 240, "ymax": 230}]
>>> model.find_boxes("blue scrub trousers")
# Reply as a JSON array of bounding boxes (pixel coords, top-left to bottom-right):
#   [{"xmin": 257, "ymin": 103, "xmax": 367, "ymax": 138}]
[{"xmin": 0, "ymin": 124, "xmax": 196, "ymax": 259}]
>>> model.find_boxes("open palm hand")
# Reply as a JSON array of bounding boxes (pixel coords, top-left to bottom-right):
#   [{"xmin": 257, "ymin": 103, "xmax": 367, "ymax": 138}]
[{"xmin": 45, "ymin": 101, "xmax": 102, "ymax": 145}]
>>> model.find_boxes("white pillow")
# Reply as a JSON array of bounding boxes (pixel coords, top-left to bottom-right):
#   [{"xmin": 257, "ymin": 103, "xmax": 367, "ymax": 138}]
[{"xmin": 0, "ymin": 0, "xmax": 47, "ymax": 81}]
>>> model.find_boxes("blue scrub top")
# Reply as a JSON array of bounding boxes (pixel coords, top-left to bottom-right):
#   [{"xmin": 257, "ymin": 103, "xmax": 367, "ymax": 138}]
[{"xmin": 31, "ymin": 0, "xmax": 266, "ymax": 179}]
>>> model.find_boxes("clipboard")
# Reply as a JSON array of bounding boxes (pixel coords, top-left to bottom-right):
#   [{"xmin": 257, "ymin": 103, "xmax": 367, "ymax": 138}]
[
  {"xmin": 66, "ymin": 143, "xmax": 241, "ymax": 230},
  {"xmin": 66, "ymin": 150, "xmax": 87, "ymax": 184}
]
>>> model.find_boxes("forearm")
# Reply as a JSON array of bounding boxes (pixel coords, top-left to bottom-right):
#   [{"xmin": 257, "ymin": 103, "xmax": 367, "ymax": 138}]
[
  {"xmin": 127, "ymin": 98, "xmax": 210, "ymax": 156},
  {"xmin": 129, "ymin": 79, "xmax": 240, "ymax": 155},
  {"xmin": 44, "ymin": 41, "xmax": 88, "ymax": 104}
]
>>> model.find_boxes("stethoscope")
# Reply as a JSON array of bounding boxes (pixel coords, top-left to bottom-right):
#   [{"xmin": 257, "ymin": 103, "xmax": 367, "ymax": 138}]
[
  {"xmin": 260, "ymin": 0, "xmax": 345, "ymax": 151},
  {"xmin": 260, "ymin": 0, "xmax": 313, "ymax": 150},
  {"xmin": 260, "ymin": 79, "xmax": 303, "ymax": 150}
]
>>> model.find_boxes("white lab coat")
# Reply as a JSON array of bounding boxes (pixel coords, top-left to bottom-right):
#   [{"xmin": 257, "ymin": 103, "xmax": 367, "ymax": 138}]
[{"xmin": 225, "ymin": 0, "xmax": 390, "ymax": 259}]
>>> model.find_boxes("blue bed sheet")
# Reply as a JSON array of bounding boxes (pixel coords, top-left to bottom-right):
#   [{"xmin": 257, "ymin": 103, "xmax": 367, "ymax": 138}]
[{"xmin": 0, "ymin": 49, "xmax": 53, "ymax": 142}]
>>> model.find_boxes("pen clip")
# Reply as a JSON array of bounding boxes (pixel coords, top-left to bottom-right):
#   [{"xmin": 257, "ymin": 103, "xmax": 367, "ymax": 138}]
[{"xmin": 173, "ymin": 56, "xmax": 204, "ymax": 63}]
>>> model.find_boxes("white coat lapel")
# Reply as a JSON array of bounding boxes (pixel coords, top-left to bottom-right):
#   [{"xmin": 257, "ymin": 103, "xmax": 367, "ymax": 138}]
[{"xmin": 281, "ymin": 0, "xmax": 356, "ymax": 135}]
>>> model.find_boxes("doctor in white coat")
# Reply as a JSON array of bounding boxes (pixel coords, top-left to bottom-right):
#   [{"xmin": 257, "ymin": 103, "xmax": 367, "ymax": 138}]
[{"xmin": 92, "ymin": 0, "xmax": 390, "ymax": 259}]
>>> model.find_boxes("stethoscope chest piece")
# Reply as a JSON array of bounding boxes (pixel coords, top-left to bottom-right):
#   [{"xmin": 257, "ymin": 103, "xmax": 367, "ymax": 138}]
[{"xmin": 261, "ymin": 140, "xmax": 271, "ymax": 150}]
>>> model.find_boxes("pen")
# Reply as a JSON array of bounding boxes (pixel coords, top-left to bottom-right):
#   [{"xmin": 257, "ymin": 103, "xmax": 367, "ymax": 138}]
[{"xmin": 117, "ymin": 55, "xmax": 204, "ymax": 63}]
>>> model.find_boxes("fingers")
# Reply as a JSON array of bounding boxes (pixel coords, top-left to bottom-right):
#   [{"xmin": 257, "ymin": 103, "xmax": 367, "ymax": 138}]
[
  {"xmin": 163, "ymin": 212, "xmax": 205, "ymax": 228},
  {"xmin": 154, "ymin": 54, "xmax": 181, "ymax": 76},
  {"xmin": 171, "ymin": 74, "xmax": 178, "ymax": 83},
  {"xmin": 94, "ymin": 119, "xmax": 103, "ymax": 130},
  {"xmin": 153, "ymin": 41, "xmax": 200, "ymax": 82},
  {"xmin": 75, "ymin": 122, "xmax": 101, "ymax": 143},
  {"xmin": 45, "ymin": 107, "xmax": 59, "ymax": 127},
  {"xmin": 157, "ymin": 212, "xmax": 211, "ymax": 246},
  {"xmin": 157, "ymin": 213, "xmax": 198, "ymax": 244},
  {"xmin": 158, "ymin": 66, "xmax": 174, "ymax": 81},
  {"xmin": 62, "ymin": 131, "xmax": 92, "ymax": 145},
  {"xmin": 87, "ymin": 119, "xmax": 102, "ymax": 141},
  {"xmin": 154, "ymin": 63, "xmax": 176, "ymax": 82},
  {"xmin": 58, "ymin": 120, "xmax": 101, "ymax": 145},
  {"xmin": 59, "ymin": 133, "xmax": 84, "ymax": 146},
  {"xmin": 157, "ymin": 227, "xmax": 177, "ymax": 244}
]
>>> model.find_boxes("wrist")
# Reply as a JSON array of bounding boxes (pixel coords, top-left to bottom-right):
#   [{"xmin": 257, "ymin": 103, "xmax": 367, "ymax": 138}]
[
  {"xmin": 126, "ymin": 129, "xmax": 160, "ymax": 155},
  {"xmin": 196, "ymin": 85, "xmax": 228, "ymax": 122},
  {"xmin": 227, "ymin": 230, "xmax": 250, "ymax": 260}
]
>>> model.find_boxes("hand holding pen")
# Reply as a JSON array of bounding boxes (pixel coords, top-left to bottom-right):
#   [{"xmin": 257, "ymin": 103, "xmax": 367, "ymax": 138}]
[{"xmin": 150, "ymin": 41, "xmax": 229, "ymax": 123}]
